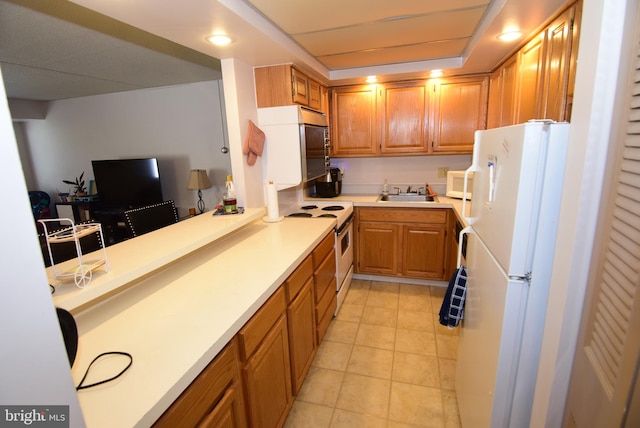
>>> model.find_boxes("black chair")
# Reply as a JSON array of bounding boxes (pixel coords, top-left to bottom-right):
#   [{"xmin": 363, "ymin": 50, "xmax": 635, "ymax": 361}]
[{"xmin": 124, "ymin": 200, "xmax": 179, "ymax": 238}]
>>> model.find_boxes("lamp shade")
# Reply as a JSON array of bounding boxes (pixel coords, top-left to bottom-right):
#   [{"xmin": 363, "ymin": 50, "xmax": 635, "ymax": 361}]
[{"xmin": 187, "ymin": 169, "xmax": 212, "ymax": 190}]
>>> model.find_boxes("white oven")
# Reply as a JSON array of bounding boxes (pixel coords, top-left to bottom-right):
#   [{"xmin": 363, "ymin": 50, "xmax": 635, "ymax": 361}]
[
  {"xmin": 335, "ymin": 214, "xmax": 354, "ymax": 314},
  {"xmin": 284, "ymin": 202, "xmax": 354, "ymax": 315}
]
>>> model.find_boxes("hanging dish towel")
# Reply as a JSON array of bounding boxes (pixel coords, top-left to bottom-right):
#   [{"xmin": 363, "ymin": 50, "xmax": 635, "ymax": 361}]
[
  {"xmin": 439, "ymin": 266, "xmax": 468, "ymax": 328},
  {"xmin": 243, "ymin": 120, "xmax": 265, "ymax": 166}
]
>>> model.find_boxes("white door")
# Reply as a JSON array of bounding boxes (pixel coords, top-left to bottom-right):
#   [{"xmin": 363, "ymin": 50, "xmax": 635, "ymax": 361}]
[
  {"xmin": 564, "ymin": 3, "xmax": 640, "ymax": 425},
  {"xmin": 456, "ymin": 232, "xmax": 528, "ymax": 428}
]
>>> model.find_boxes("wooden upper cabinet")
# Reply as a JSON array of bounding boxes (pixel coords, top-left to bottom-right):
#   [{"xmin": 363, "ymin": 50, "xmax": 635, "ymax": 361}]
[
  {"xmin": 487, "ymin": 55, "xmax": 518, "ymax": 129},
  {"xmin": 330, "ymin": 84, "xmax": 378, "ymax": 157},
  {"xmin": 379, "ymin": 81, "xmax": 430, "ymax": 154},
  {"xmin": 516, "ymin": 32, "xmax": 546, "ymax": 123},
  {"xmin": 431, "ymin": 76, "xmax": 489, "ymax": 153},
  {"xmin": 254, "ymin": 65, "xmax": 327, "ymax": 112},
  {"xmin": 541, "ymin": 6, "xmax": 576, "ymax": 121}
]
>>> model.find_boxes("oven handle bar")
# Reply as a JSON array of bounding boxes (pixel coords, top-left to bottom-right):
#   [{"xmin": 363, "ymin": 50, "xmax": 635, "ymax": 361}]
[{"xmin": 336, "ymin": 213, "xmax": 354, "ymax": 235}]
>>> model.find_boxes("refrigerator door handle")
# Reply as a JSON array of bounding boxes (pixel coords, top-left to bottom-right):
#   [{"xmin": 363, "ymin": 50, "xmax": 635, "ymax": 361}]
[{"xmin": 457, "ymin": 226, "xmax": 472, "ymax": 268}]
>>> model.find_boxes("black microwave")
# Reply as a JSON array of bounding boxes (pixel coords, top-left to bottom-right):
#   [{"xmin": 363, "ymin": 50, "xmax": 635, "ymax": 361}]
[{"xmin": 298, "ymin": 108, "xmax": 329, "ymax": 182}]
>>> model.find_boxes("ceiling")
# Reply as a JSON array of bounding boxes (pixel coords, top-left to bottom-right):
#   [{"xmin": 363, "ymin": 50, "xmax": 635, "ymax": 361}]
[{"xmin": 1, "ymin": 0, "xmax": 569, "ymax": 101}]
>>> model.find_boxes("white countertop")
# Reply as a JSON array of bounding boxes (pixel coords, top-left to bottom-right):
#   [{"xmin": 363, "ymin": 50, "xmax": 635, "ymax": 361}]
[
  {"xmin": 67, "ymin": 215, "xmax": 335, "ymax": 427},
  {"xmin": 51, "ymin": 207, "xmax": 266, "ymax": 312}
]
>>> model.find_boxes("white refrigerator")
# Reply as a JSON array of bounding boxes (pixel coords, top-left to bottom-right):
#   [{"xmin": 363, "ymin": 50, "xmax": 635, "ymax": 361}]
[{"xmin": 455, "ymin": 121, "xmax": 570, "ymax": 427}]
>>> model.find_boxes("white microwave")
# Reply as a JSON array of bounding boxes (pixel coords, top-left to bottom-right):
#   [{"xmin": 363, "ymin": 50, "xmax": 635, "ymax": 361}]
[{"xmin": 446, "ymin": 170, "xmax": 473, "ymax": 199}]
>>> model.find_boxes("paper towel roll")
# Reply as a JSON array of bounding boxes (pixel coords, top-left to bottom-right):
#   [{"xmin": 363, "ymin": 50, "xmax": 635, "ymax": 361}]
[{"xmin": 265, "ymin": 181, "xmax": 282, "ymax": 222}]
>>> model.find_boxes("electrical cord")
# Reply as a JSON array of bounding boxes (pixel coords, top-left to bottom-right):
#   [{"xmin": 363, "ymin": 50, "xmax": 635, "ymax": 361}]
[{"xmin": 76, "ymin": 351, "xmax": 133, "ymax": 390}]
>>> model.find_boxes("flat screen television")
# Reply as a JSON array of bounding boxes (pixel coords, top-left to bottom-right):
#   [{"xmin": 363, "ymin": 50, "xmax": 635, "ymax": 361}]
[{"xmin": 91, "ymin": 158, "xmax": 163, "ymax": 208}]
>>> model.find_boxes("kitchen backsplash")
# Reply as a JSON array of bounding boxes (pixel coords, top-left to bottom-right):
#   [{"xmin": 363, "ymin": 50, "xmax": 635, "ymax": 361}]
[{"xmin": 332, "ymin": 154, "xmax": 472, "ymax": 195}]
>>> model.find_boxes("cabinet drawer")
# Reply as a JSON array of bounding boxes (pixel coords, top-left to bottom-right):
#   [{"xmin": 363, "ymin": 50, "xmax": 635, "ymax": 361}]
[
  {"xmin": 314, "ymin": 248, "xmax": 336, "ymax": 302},
  {"xmin": 313, "ymin": 233, "xmax": 335, "ymax": 267},
  {"xmin": 285, "ymin": 255, "xmax": 313, "ymax": 302},
  {"xmin": 154, "ymin": 339, "xmax": 241, "ymax": 427},
  {"xmin": 316, "ymin": 277, "xmax": 336, "ymax": 320},
  {"xmin": 358, "ymin": 208, "xmax": 447, "ymax": 224},
  {"xmin": 316, "ymin": 291, "xmax": 337, "ymax": 343},
  {"xmin": 238, "ymin": 287, "xmax": 286, "ymax": 361}
]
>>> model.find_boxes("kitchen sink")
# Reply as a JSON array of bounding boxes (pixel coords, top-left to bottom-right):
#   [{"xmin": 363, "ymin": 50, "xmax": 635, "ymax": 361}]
[{"xmin": 377, "ymin": 193, "xmax": 437, "ymax": 202}]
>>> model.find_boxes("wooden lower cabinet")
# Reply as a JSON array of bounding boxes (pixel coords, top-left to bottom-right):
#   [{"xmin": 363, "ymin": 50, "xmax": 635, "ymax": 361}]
[
  {"xmin": 312, "ymin": 233, "xmax": 337, "ymax": 343},
  {"xmin": 238, "ymin": 287, "xmax": 292, "ymax": 428},
  {"xmin": 356, "ymin": 207, "xmax": 450, "ymax": 280},
  {"xmin": 156, "ymin": 232, "xmax": 337, "ymax": 428},
  {"xmin": 154, "ymin": 339, "xmax": 247, "ymax": 428},
  {"xmin": 242, "ymin": 315, "xmax": 292, "ymax": 428},
  {"xmin": 285, "ymin": 255, "xmax": 317, "ymax": 395}
]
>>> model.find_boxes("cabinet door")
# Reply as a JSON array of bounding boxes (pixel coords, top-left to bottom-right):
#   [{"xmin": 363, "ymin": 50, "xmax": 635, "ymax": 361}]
[
  {"xmin": 487, "ymin": 69, "xmax": 502, "ymax": 130},
  {"xmin": 243, "ymin": 315, "xmax": 292, "ymax": 428},
  {"xmin": 199, "ymin": 386, "xmax": 247, "ymax": 428},
  {"xmin": 308, "ymin": 78, "xmax": 322, "ymax": 111},
  {"xmin": 330, "ymin": 85, "xmax": 378, "ymax": 156},
  {"xmin": 402, "ymin": 224, "xmax": 447, "ymax": 280},
  {"xmin": 287, "ymin": 278, "xmax": 316, "ymax": 395},
  {"xmin": 499, "ymin": 56, "xmax": 518, "ymax": 126},
  {"xmin": 379, "ymin": 81, "xmax": 429, "ymax": 154},
  {"xmin": 291, "ymin": 67, "xmax": 309, "ymax": 106},
  {"xmin": 432, "ymin": 76, "xmax": 488, "ymax": 153},
  {"xmin": 541, "ymin": 6, "xmax": 575, "ymax": 121},
  {"xmin": 357, "ymin": 221, "xmax": 399, "ymax": 275},
  {"xmin": 516, "ymin": 32, "xmax": 546, "ymax": 122}
]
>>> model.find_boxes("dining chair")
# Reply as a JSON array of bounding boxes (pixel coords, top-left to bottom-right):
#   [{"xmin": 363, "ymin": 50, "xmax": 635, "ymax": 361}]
[{"xmin": 123, "ymin": 200, "xmax": 179, "ymax": 238}]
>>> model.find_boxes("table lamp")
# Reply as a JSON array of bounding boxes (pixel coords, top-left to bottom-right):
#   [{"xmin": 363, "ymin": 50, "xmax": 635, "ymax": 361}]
[{"xmin": 187, "ymin": 169, "xmax": 212, "ymax": 214}]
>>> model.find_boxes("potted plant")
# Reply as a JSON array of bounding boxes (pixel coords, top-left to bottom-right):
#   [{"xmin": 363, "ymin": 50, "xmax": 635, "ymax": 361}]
[{"xmin": 63, "ymin": 172, "xmax": 87, "ymax": 196}]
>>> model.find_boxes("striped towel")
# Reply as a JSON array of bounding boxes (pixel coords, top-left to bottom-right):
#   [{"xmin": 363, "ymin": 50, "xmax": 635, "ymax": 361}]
[{"xmin": 438, "ymin": 266, "xmax": 468, "ymax": 328}]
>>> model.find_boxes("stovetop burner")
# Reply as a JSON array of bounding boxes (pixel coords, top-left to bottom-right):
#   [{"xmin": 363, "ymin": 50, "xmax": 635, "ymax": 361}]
[
  {"xmin": 301, "ymin": 205, "xmax": 318, "ymax": 210},
  {"xmin": 321, "ymin": 205, "xmax": 345, "ymax": 211},
  {"xmin": 288, "ymin": 212, "xmax": 313, "ymax": 217},
  {"xmin": 317, "ymin": 213, "xmax": 337, "ymax": 218}
]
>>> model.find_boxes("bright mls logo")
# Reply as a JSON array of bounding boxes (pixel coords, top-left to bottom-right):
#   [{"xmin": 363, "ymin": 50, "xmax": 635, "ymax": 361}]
[{"xmin": 0, "ymin": 406, "xmax": 69, "ymax": 427}]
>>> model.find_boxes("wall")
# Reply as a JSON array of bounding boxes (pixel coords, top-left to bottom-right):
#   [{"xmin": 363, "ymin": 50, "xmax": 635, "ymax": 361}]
[
  {"xmin": 333, "ymin": 154, "xmax": 472, "ymax": 195},
  {"xmin": 19, "ymin": 80, "xmax": 231, "ymax": 216},
  {"xmin": 0, "ymin": 70, "xmax": 84, "ymax": 425}
]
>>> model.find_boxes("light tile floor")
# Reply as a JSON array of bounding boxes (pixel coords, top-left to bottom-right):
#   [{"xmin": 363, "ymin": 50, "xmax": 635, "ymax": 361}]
[{"xmin": 285, "ymin": 279, "xmax": 461, "ymax": 428}]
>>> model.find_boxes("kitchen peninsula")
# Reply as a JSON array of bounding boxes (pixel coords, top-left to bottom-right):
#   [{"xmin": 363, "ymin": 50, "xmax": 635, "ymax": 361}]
[{"xmin": 50, "ymin": 208, "xmax": 335, "ymax": 427}]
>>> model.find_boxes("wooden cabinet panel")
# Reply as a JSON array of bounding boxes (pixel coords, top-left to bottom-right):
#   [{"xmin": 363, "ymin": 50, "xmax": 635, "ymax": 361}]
[
  {"xmin": 314, "ymin": 247, "xmax": 336, "ymax": 302},
  {"xmin": 308, "ymin": 78, "xmax": 322, "ymax": 111},
  {"xmin": 312, "ymin": 233, "xmax": 335, "ymax": 266},
  {"xmin": 237, "ymin": 287, "xmax": 286, "ymax": 361},
  {"xmin": 254, "ymin": 64, "xmax": 327, "ymax": 112},
  {"xmin": 357, "ymin": 221, "xmax": 399, "ymax": 275},
  {"xmin": 488, "ymin": 56, "xmax": 518, "ymax": 129},
  {"xmin": 291, "ymin": 67, "xmax": 309, "ymax": 106},
  {"xmin": 330, "ymin": 85, "xmax": 378, "ymax": 156},
  {"xmin": 199, "ymin": 386, "xmax": 246, "ymax": 428},
  {"xmin": 154, "ymin": 339, "xmax": 247, "ymax": 428},
  {"xmin": 541, "ymin": 7, "xmax": 575, "ymax": 121},
  {"xmin": 316, "ymin": 286, "xmax": 336, "ymax": 343},
  {"xmin": 356, "ymin": 208, "xmax": 449, "ymax": 280},
  {"xmin": 287, "ymin": 278, "xmax": 316, "ymax": 395},
  {"xmin": 285, "ymin": 255, "xmax": 313, "ymax": 301},
  {"xmin": 402, "ymin": 224, "xmax": 447, "ymax": 279},
  {"xmin": 379, "ymin": 81, "xmax": 429, "ymax": 154},
  {"xmin": 242, "ymin": 315, "xmax": 292, "ymax": 428},
  {"xmin": 516, "ymin": 32, "xmax": 546, "ymax": 122},
  {"xmin": 432, "ymin": 76, "xmax": 488, "ymax": 153}
]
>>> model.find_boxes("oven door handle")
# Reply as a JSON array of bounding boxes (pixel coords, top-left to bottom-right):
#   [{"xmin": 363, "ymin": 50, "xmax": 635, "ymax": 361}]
[{"xmin": 336, "ymin": 213, "xmax": 354, "ymax": 235}]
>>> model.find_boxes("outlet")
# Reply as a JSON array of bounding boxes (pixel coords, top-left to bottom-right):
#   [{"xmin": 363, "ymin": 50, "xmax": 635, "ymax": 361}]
[{"xmin": 437, "ymin": 167, "xmax": 449, "ymax": 178}]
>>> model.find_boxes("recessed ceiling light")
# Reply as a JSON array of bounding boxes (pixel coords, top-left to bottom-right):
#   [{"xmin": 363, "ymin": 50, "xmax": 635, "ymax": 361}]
[
  {"xmin": 366, "ymin": 75, "xmax": 377, "ymax": 83},
  {"xmin": 207, "ymin": 34, "xmax": 233, "ymax": 46},
  {"xmin": 430, "ymin": 69, "xmax": 443, "ymax": 78},
  {"xmin": 497, "ymin": 31, "xmax": 522, "ymax": 42}
]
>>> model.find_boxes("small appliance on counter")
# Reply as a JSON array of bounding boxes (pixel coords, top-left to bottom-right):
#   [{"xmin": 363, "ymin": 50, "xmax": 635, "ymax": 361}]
[
  {"xmin": 446, "ymin": 170, "xmax": 474, "ymax": 199},
  {"xmin": 312, "ymin": 167, "xmax": 342, "ymax": 198}
]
